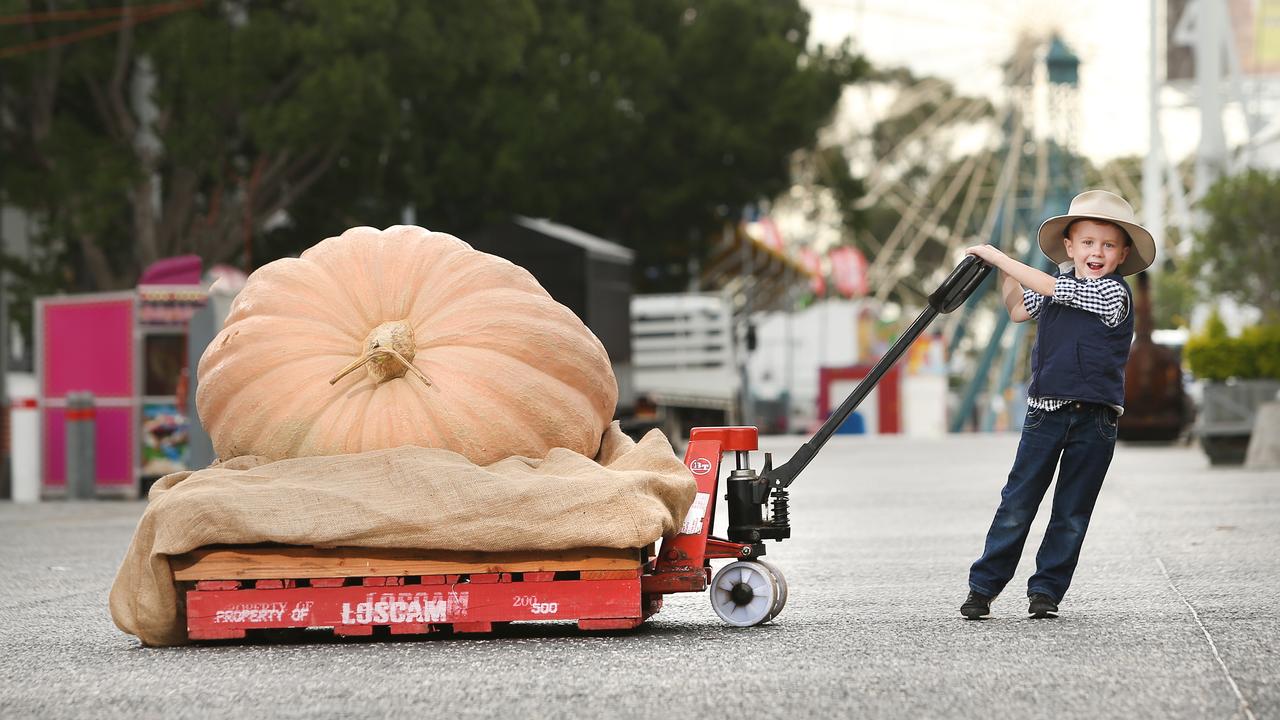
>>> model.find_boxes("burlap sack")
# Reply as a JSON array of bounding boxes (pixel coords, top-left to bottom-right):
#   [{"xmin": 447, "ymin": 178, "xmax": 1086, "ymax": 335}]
[{"xmin": 110, "ymin": 424, "xmax": 695, "ymax": 646}]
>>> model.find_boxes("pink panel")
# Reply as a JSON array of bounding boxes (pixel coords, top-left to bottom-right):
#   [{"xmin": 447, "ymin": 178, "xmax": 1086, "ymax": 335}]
[
  {"xmin": 42, "ymin": 299, "xmax": 134, "ymax": 398},
  {"xmin": 43, "ymin": 407, "xmax": 134, "ymax": 489},
  {"xmin": 96, "ymin": 407, "xmax": 134, "ymax": 486}
]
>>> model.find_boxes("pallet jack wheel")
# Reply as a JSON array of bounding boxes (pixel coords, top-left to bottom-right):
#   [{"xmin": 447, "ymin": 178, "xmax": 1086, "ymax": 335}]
[
  {"xmin": 755, "ymin": 559, "xmax": 788, "ymax": 621},
  {"xmin": 710, "ymin": 560, "xmax": 779, "ymax": 627}
]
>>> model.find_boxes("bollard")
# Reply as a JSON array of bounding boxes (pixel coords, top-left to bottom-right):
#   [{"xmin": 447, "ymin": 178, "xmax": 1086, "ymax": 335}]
[
  {"xmin": 10, "ymin": 397, "xmax": 41, "ymax": 503},
  {"xmin": 1245, "ymin": 401, "xmax": 1280, "ymax": 470},
  {"xmin": 65, "ymin": 392, "xmax": 97, "ymax": 499}
]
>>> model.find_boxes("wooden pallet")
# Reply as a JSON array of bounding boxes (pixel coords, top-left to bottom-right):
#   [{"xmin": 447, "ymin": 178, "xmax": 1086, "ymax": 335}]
[
  {"xmin": 173, "ymin": 545, "xmax": 654, "ymax": 640},
  {"xmin": 171, "ymin": 544, "xmax": 643, "ymax": 581}
]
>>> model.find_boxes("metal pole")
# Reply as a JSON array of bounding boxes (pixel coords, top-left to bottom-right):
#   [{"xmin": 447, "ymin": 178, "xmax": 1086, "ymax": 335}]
[
  {"xmin": 739, "ymin": 219, "xmax": 755, "ymax": 428},
  {"xmin": 1, "ymin": 253, "xmax": 8, "ymax": 500},
  {"xmin": 65, "ymin": 392, "xmax": 97, "ymax": 499},
  {"xmin": 65, "ymin": 393, "xmax": 83, "ymax": 499},
  {"xmin": 1143, "ymin": 0, "xmax": 1166, "ymax": 262},
  {"xmin": 1, "ymin": 64, "xmax": 9, "ymax": 498},
  {"xmin": 1194, "ymin": 0, "xmax": 1226, "ymax": 199}
]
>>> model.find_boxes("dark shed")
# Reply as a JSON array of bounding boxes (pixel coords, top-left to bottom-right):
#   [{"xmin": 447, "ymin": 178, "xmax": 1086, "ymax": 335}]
[{"xmin": 464, "ymin": 217, "xmax": 636, "ymax": 409}]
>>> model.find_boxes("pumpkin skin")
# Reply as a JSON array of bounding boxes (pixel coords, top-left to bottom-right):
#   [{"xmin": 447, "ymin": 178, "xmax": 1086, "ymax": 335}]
[{"xmin": 196, "ymin": 225, "xmax": 618, "ymax": 465}]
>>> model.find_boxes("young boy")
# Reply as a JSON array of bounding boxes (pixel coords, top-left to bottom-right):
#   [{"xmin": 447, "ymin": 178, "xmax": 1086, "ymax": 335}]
[{"xmin": 959, "ymin": 189, "xmax": 1156, "ymax": 620}]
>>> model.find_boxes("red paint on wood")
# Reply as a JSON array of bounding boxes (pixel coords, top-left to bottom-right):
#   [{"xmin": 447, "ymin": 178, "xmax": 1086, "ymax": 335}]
[
  {"xmin": 388, "ymin": 623, "xmax": 430, "ymax": 635},
  {"xmin": 582, "ymin": 570, "xmax": 640, "ymax": 580},
  {"xmin": 195, "ymin": 580, "xmax": 240, "ymax": 591},
  {"xmin": 255, "ymin": 579, "xmax": 296, "ymax": 589},
  {"xmin": 362, "ymin": 576, "xmax": 404, "ymax": 587},
  {"xmin": 188, "ymin": 627, "xmax": 246, "ymax": 641},
  {"xmin": 185, "ymin": 577, "xmax": 643, "ymax": 637}
]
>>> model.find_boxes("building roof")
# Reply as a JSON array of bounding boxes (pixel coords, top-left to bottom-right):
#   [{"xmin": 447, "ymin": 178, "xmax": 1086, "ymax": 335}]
[{"xmin": 513, "ymin": 216, "xmax": 635, "ymax": 264}]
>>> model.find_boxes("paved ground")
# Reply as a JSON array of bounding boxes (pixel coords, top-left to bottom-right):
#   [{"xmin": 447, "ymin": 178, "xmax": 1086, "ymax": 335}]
[{"xmin": 1, "ymin": 433, "xmax": 1276, "ymax": 719}]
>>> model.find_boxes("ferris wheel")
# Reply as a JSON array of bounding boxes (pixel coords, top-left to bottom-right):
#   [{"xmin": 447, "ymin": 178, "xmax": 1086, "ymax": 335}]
[{"xmin": 787, "ymin": 20, "xmax": 1092, "ymax": 431}]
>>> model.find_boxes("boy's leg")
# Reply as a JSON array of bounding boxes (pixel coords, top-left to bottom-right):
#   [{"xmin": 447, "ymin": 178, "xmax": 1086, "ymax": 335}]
[
  {"xmin": 1027, "ymin": 405, "xmax": 1118, "ymax": 603},
  {"xmin": 968, "ymin": 408, "xmax": 1065, "ymax": 599}
]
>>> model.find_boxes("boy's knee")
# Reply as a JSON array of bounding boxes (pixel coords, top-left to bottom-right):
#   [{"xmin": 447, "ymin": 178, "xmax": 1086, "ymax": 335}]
[{"xmin": 995, "ymin": 507, "xmax": 1034, "ymax": 530}]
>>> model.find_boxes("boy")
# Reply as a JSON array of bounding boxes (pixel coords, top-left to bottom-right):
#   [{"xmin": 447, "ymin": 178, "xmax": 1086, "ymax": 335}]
[{"xmin": 959, "ymin": 189, "xmax": 1156, "ymax": 620}]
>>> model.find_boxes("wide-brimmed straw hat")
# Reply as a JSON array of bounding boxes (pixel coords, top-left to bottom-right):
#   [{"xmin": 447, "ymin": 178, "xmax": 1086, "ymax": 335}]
[{"xmin": 1037, "ymin": 190, "xmax": 1156, "ymax": 276}]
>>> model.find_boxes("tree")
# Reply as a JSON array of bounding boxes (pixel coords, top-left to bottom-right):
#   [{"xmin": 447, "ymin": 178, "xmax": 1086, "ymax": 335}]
[
  {"xmin": 1192, "ymin": 168, "xmax": 1280, "ymax": 319},
  {"xmin": 3, "ymin": 1, "xmax": 460, "ymax": 288},
  {"xmin": 3, "ymin": 1, "xmax": 861, "ymax": 303},
  {"xmin": 264, "ymin": 0, "xmax": 865, "ymax": 291}
]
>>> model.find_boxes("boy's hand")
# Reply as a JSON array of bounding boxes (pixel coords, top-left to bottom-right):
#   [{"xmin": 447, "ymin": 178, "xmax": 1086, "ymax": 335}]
[
  {"xmin": 965, "ymin": 244, "xmax": 1006, "ymax": 264},
  {"xmin": 966, "ymin": 243, "xmax": 1056, "ymax": 298}
]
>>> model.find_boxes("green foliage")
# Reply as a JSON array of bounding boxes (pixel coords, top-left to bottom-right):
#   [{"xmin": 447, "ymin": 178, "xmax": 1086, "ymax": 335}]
[
  {"xmin": 1191, "ymin": 169, "xmax": 1280, "ymax": 319},
  {"xmin": 1184, "ymin": 310, "xmax": 1280, "ymax": 381},
  {"xmin": 1151, "ymin": 261, "xmax": 1197, "ymax": 329},
  {"xmin": 256, "ymin": 0, "xmax": 867, "ymax": 291},
  {"xmin": 1240, "ymin": 325, "xmax": 1280, "ymax": 379},
  {"xmin": 0, "ymin": 0, "xmax": 865, "ymax": 306}
]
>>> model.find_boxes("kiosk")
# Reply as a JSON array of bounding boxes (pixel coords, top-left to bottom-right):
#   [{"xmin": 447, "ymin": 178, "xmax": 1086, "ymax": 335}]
[{"xmin": 35, "ymin": 257, "xmax": 205, "ymax": 498}]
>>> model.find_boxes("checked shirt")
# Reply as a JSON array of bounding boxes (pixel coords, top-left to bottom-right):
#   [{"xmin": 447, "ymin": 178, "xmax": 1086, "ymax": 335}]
[{"xmin": 1023, "ymin": 275, "xmax": 1130, "ymax": 414}]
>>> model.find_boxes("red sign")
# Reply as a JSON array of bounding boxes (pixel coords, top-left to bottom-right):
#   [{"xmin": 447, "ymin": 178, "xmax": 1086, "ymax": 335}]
[
  {"xmin": 800, "ymin": 247, "xmax": 826, "ymax": 296},
  {"xmin": 829, "ymin": 246, "xmax": 869, "ymax": 298}
]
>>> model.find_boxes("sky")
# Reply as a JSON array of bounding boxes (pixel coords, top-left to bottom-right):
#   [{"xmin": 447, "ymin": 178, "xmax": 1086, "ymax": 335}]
[{"xmin": 801, "ymin": 0, "xmax": 1199, "ymax": 163}]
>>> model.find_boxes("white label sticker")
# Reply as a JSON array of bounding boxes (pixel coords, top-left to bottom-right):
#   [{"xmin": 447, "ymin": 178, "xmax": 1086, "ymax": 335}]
[
  {"xmin": 689, "ymin": 458, "xmax": 713, "ymax": 475},
  {"xmin": 680, "ymin": 492, "xmax": 711, "ymax": 535}
]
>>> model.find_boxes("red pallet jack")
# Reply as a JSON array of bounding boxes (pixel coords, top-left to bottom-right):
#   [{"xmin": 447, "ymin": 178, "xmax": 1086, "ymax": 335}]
[{"xmin": 175, "ymin": 257, "xmax": 991, "ymax": 640}]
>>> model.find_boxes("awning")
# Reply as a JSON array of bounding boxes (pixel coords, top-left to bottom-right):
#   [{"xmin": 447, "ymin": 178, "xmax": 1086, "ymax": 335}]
[{"xmin": 699, "ymin": 221, "xmax": 817, "ymax": 313}]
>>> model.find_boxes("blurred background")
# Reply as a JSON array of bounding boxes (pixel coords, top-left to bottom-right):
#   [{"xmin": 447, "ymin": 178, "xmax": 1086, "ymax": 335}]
[{"xmin": 1, "ymin": 0, "xmax": 1278, "ymax": 500}]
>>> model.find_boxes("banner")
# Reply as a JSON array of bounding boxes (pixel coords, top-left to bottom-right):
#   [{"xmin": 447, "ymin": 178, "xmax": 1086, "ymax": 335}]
[
  {"xmin": 800, "ymin": 247, "xmax": 826, "ymax": 296},
  {"xmin": 828, "ymin": 246, "xmax": 869, "ymax": 299}
]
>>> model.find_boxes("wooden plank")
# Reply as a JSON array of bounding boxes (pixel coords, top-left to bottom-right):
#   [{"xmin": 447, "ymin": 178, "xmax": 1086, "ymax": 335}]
[
  {"xmin": 171, "ymin": 545, "xmax": 641, "ymax": 581},
  {"xmin": 581, "ymin": 570, "xmax": 641, "ymax": 580}
]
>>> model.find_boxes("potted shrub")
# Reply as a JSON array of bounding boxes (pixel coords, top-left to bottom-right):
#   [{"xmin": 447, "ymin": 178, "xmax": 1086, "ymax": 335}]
[{"xmin": 1184, "ymin": 314, "xmax": 1280, "ymax": 464}]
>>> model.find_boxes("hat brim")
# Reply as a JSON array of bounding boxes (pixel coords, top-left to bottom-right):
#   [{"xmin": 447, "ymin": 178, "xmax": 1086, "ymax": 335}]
[{"xmin": 1037, "ymin": 213, "xmax": 1156, "ymax": 276}]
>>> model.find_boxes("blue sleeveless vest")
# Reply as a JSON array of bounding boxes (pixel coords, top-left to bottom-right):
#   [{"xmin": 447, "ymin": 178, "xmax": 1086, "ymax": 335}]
[{"xmin": 1027, "ymin": 271, "xmax": 1134, "ymax": 409}]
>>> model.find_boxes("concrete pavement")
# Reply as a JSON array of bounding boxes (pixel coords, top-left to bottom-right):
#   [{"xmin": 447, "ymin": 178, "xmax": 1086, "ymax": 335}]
[{"xmin": 1, "ymin": 433, "xmax": 1276, "ymax": 719}]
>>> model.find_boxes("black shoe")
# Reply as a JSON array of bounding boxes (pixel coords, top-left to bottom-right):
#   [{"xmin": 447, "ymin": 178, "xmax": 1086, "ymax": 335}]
[
  {"xmin": 1027, "ymin": 593, "xmax": 1059, "ymax": 618},
  {"xmin": 960, "ymin": 591, "xmax": 992, "ymax": 620}
]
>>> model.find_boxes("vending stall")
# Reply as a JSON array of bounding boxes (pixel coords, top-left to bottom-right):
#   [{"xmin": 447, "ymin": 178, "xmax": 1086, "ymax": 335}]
[{"xmin": 35, "ymin": 257, "xmax": 205, "ymax": 498}]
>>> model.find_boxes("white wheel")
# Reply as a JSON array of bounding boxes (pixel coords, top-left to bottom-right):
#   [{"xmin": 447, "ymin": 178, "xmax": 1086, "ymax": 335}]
[
  {"xmin": 756, "ymin": 559, "xmax": 788, "ymax": 622},
  {"xmin": 710, "ymin": 561, "xmax": 779, "ymax": 627}
]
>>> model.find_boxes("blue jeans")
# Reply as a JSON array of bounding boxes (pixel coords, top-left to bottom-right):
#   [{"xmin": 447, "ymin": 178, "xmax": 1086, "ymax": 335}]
[{"xmin": 968, "ymin": 401, "xmax": 1118, "ymax": 603}]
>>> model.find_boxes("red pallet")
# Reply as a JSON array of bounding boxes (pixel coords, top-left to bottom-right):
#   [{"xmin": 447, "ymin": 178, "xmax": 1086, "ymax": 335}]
[
  {"xmin": 186, "ymin": 574, "xmax": 645, "ymax": 640},
  {"xmin": 175, "ymin": 427, "xmax": 762, "ymax": 642}
]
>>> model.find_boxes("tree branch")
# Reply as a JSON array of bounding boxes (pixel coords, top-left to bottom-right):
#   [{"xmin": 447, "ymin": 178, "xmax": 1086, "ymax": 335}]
[
  {"xmin": 74, "ymin": 228, "xmax": 122, "ymax": 290},
  {"xmin": 257, "ymin": 146, "xmax": 341, "ymax": 221},
  {"xmin": 107, "ymin": 2, "xmax": 139, "ymax": 140},
  {"xmin": 156, "ymin": 166, "xmax": 201, "ymax": 254}
]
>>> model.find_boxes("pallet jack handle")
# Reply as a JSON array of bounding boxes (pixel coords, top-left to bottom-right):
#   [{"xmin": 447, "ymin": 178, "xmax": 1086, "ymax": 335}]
[{"xmin": 759, "ymin": 255, "xmax": 992, "ymax": 491}]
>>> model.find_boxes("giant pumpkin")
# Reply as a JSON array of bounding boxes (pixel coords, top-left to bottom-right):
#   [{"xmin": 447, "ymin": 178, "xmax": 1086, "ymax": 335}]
[{"xmin": 196, "ymin": 225, "xmax": 618, "ymax": 465}]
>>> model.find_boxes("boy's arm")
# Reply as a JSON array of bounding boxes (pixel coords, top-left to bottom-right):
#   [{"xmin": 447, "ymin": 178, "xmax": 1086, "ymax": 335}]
[
  {"xmin": 965, "ymin": 244, "xmax": 1056, "ymax": 296},
  {"xmin": 999, "ymin": 271, "xmax": 1033, "ymax": 322},
  {"xmin": 966, "ymin": 245, "xmax": 1051, "ymax": 322}
]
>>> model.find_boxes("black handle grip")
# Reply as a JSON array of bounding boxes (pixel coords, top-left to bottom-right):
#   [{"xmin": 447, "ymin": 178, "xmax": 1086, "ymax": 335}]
[{"xmin": 928, "ymin": 255, "xmax": 993, "ymax": 314}]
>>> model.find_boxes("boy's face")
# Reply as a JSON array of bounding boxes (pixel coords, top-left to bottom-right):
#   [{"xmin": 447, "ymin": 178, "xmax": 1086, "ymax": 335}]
[{"xmin": 1063, "ymin": 219, "xmax": 1130, "ymax": 279}]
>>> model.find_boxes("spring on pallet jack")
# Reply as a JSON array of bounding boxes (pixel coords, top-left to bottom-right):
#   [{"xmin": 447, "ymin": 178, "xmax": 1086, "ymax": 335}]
[{"xmin": 770, "ymin": 486, "xmax": 790, "ymax": 527}]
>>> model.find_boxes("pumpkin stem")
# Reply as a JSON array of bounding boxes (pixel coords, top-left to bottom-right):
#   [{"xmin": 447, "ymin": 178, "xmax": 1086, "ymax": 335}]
[{"xmin": 329, "ymin": 320, "xmax": 432, "ymax": 387}]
